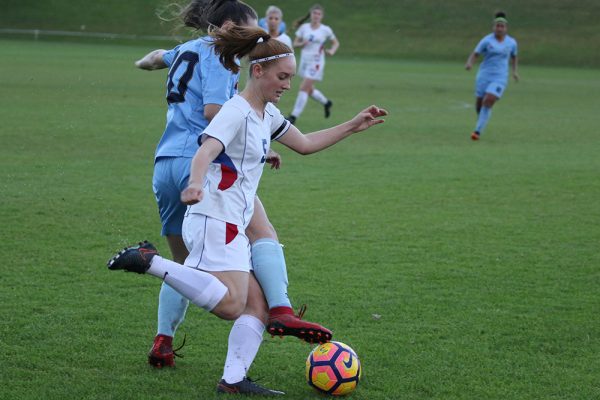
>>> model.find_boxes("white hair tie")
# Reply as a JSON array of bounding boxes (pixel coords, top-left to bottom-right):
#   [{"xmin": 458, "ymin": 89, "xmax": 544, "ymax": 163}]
[{"xmin": 249, "ymin": 53, "xmax": 294, "ymax": 65}]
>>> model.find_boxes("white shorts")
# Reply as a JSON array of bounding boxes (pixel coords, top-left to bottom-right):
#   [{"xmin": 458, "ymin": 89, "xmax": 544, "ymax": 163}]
[
  {"xmin": 298, "ymin": 56, "xmax": 325, "ymax": 81},
  {"xmin": 182, "ymin": 213, "xmax": 250, "ymax": 272}
]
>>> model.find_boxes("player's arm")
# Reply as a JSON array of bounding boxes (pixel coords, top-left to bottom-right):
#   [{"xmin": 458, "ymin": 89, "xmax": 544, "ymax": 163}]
[
  {"xmin": 204, "ymin": 104, "xmax": 222, "ymax": 121},
  {"xmin": 180, "ymin": 137, "xmax": 224, "ymax": 205},
  {"xmin": 135, "ymin": 49, "xmax": 168, "ymax": 70},
  {"xmin": 293, "ymin": 36, "xmax": 306, "ymax": 48},
  {"xmin": 511, "ymin": 55, "xmax": 520, "ymax": 82},
  {"xmin": 325, "ymin": 37, "xmax": 339, "ymax": 56},
  {"xmin": 278, "ymin": 106, "xmax": 387, "ymax": 155},
  {"xmin": 465, "ymin": 52, "xmax": 479, "ymax": 70}
]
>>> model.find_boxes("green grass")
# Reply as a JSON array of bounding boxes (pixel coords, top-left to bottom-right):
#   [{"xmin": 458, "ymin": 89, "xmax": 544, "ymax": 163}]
[
  {"xmin": 1, "ymin": 0, "xmax": 600, "ymax": 67},
  {"xmin": 1, "ymin": 39, "xmax": 600, "ymax": 399}
]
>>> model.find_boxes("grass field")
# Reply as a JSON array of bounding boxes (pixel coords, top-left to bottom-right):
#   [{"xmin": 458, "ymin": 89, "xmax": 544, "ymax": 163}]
[{"xmin": 1, "ymin": 38, "xmax": 600, "ymax": 399}]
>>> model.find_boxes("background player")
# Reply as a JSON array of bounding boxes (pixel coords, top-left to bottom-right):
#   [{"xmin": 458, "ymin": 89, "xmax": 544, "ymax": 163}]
[
  {"xmin": 465, "ymin": 11, "xmax": 519, "ymax": 140},
  {"xmin": 287, "ymin": 4, "xmax": 339, "ymax": 124},
  {"xmin": 263, "ymin": 5, "xmax": 292, "ymax": 49}
]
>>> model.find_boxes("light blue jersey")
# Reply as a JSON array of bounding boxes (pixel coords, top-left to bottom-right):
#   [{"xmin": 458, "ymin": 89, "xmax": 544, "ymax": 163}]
[
  {"xmin": 475, "ymin": 33, "xmax": 518, "ymax": 84},
  {"xmin": 155, "ymin": 37, "xmax": 239, "ymax": 160}
]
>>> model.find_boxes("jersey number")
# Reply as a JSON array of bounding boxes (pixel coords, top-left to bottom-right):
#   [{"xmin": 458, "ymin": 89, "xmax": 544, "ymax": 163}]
[
  {"xmin": 260, "ymin": 139, "xmax": 268, "ymax": 164},
  {"xmin": 166, "ymin": 51, "xmax": 199, "ymax": 104}
]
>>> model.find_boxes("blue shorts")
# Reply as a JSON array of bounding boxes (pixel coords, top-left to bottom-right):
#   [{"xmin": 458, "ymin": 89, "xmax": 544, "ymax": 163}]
[
  {"xmin": 153, "ymin": 157, "xmax": 192, "ymax": 236},
  {"xmin": 475, "ymin": 78, "xmax": 506, "ymax": 99}
]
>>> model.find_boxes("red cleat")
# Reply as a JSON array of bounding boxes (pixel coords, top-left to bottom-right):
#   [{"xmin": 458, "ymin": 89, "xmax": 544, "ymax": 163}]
[
  {"xmin": 471, "ymin": 131, "xmax": 480, "ymax": 141},
  {"xmin": 148, "ymin": 334, "xmax": 185, "ymax": 368},
  {"xmin": 267, "ymin": 305, "xmax": 332, "ymax": 344}
]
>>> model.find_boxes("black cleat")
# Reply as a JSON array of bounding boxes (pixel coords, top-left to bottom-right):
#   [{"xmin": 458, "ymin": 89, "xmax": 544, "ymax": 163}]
[
  {"xmin": 217, "ymin": 378, "xmax": 285, "ymax": 396},
  {"xmin": 324, "ymin": 100, "xmax": 333, "ymax": 118},
  {"xmin": 287, "ymin": 115, "xmax": 296, "ymax": 125},
  {"xmin": 107, "ymin": 240, "xmax": 158, "ymax": 274}
]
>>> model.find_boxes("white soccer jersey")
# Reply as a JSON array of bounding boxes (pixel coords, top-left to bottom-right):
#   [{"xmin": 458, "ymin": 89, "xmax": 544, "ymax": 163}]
[
  {"xmin": 295, "ymin": 23, "xmax": 335, "ymax": 80},
  {"xmin": 275, "ymin": 33, "xmax": 293, "ymax": 50},
  {"xmin": 188, "ymin": 95, "xmax": 291, "ymax": 228}
]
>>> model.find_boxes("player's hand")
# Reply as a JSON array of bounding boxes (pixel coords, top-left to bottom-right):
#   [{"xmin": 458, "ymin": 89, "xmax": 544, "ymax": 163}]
[
  {"xmin": 266, "ymin": 149, "xmax": 282, "ymax": 170},
  {"xmin": 465, "ymin": 62, "xmax": 473, "ymax": 71},
  {"xmin": 325, "ymin": 49, "xmax": 335, "ymax": 56},
  {"xmin": 513, "ymin": 72, "xmax": 520, "ymax": 82},
  {"xmin": 349, "ymin": 105, "xmax": 388, "ymax": 133},
  {"xmin": 181, "ymin": 183, "xmax": 204, "ymax": 205}
]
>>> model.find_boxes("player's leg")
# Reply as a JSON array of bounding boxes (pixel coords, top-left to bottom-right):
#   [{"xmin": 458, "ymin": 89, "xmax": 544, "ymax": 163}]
[
  {"xmin": 217, "ymin": 274, "xmax": 284, "ymax": 395},
  {"xmin": 246, "ymin": 197, "xmax": 332, "ymax": 343},
  {"xmin": 107, "ymin": 239, "xmax": 248, "ymax": 319},
  {"xmin": 307, "ymin": 68, "xmax": 331, "ymax": 118},
  {"xmin": 473, "ymin": 82, "xmax": 503, "ymax": 139},
  {"xmin": 149, "ymin": 157, "xmax": 191, "ymax": 367},
  {"xmin": 108, "ymin": 215, "xmax": 252, "ymax": 318},
  {"xmin": 475, "ymin": 97, "xmax": 483, "ymax": 115},
  {"xmin": 288, "ymin": 78, "xmax": 314, "ymax": 123},
  {"xmin": 310, "ymin": 87, "xmax": 332, "ymax": 118}
]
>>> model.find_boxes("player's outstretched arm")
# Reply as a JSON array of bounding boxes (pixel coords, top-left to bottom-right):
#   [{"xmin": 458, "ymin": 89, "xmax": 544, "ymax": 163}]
[
  {"xmin": 135, "ymin": 49, "xmax": 168, "ymax": 70},
  {"xmin": 278, "ymin": 105, "xmax": 387, "ymax": 155}
]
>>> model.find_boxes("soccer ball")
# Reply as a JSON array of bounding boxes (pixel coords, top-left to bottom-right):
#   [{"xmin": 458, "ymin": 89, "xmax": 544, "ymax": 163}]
[{"xmin": 306, "ymin": 341, "xmax": 361, "ymax": 396}]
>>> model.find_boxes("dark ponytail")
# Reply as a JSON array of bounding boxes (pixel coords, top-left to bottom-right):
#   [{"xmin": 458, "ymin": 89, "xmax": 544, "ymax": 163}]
[
  {"xmin": 175, "ymin": 0, "xmax": 257, "ymax": 31},
  {"xmin": 293, "ymin": 4, "xmax": 324, "ymax": 29}
]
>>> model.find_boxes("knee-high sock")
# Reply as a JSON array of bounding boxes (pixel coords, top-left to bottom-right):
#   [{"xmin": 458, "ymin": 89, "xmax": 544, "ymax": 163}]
[
  {"xmin": 149, "ymin": 255, "xmax": 227, "ymax": 312},
  {"xmin": 310, "ymin": 89, "xmax": 328, "ymax": 105},
  {"xmin": 222, "ymin": 314, "xmax": 265, "ymax": 384},
  {"xmin": 291, "ymin": 91, "xmax": 309, "ymax": 118},
  {"xmin": 251, "ymin": 239, "xmax": 291, "ymax": 309},
  {"xmin": 475, "ymin": 106, "xmax": 493, "ymax": 134},
  {"xmin": 157, "ymin": 282, "xmax": 189, "ymax": 336}
]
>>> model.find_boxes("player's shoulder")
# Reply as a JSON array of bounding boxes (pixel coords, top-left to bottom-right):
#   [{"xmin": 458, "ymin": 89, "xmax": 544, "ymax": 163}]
[
  {"xmin": 506, "ymin": 34, "xmax": 518, "ymax": 44},
  {"xmin": 482, "ymin": 33, "xmax": 495, "ymax": 41},
  {"xmin": 222, "ymin": 95, "xmax": 252, "ymax": 117},
  {"xmin": 297, "ymin": 23, "xmax": 310, "ymax": 31},
  {"xmin": 321, "ymin": 24, "xmax": 334, "ymax": 33},
  {"xmin": 264, "ymin": 102, "xmax": 282, "ymax": 117}
]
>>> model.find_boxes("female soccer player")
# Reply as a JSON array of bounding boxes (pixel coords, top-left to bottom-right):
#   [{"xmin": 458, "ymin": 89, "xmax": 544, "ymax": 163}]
[
  {"xmin": 263, "ymin": 5, "xmax": 292, "ymax": 49},
  {"xmin": 259, "ymin": 5, "xmax": 287, "ymax": 35},
  {"xmin": 465, "ymin": 11, "xmax": 519, "ymax": 140},
  {"xmin": 135, "ymin": 0, "xmax": 331, "ymax": 375},
  {"xmin": 287, "ymin": 4, "xmax": 339, "ymax": 124},
  {"xmin": 109, "ymin": 23, "xmax": 386, "ymax": 394}
]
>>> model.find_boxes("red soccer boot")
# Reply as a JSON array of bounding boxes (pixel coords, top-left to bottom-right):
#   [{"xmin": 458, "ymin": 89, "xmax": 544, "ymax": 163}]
[
  {"xmin": 147, "ymin": 334, "xmax": 185, "ymax": 368},
  {"xmin": 267, "ymin": 305, "xmax": 332, "ymax": 344}
]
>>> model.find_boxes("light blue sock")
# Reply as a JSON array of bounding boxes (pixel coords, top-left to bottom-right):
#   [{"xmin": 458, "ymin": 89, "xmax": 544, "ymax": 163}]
[
  {"xmin": 157, "ymin": 282, "xmax": 190, "ymax": 336},
  {"xmin": 475, "ymin": 106, "xmax": 493, "ymax": 134},
  {"xmin": 251, "ymin": 238, "xmax": 292, "ymax": 309}
]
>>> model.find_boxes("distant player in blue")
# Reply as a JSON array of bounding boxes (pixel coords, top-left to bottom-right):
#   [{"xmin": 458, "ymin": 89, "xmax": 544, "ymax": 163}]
[
  {"xmin": 465, "ymin": 11, "xmax": 519, "ymax": 140},
  {"xmin": 259, "ymin": 9, "xmax": 286, "ymax": 34}
]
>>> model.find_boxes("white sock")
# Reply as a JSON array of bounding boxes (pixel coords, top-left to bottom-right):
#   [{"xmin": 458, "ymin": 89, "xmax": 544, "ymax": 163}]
[
  {"xmin": 291, "ymin": 91, "xmax": 309, "ymax": 117},
  {"xmin": 311, "ymin": 89, "xmax": 328, "ymax": 105},
  {"xmin": 222, "ymin": 314, "xmax": 265, "ymax": 384},
  {"xmin": 149, "ymin": 255, "xmax": 227, "ymax": 311}
]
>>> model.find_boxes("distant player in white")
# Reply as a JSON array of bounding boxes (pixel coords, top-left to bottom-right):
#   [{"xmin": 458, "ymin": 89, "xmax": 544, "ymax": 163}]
[
  {"xmin": 288, "ymin": 4, "xmax": 339, "ymax": 124},
  {"xmin": 263, "ymin": 5, "xmax": 292, "ymax": 49},
  {"xmin": 109, "ymin": 23, "xmax": 387, "ymax": 394}
]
